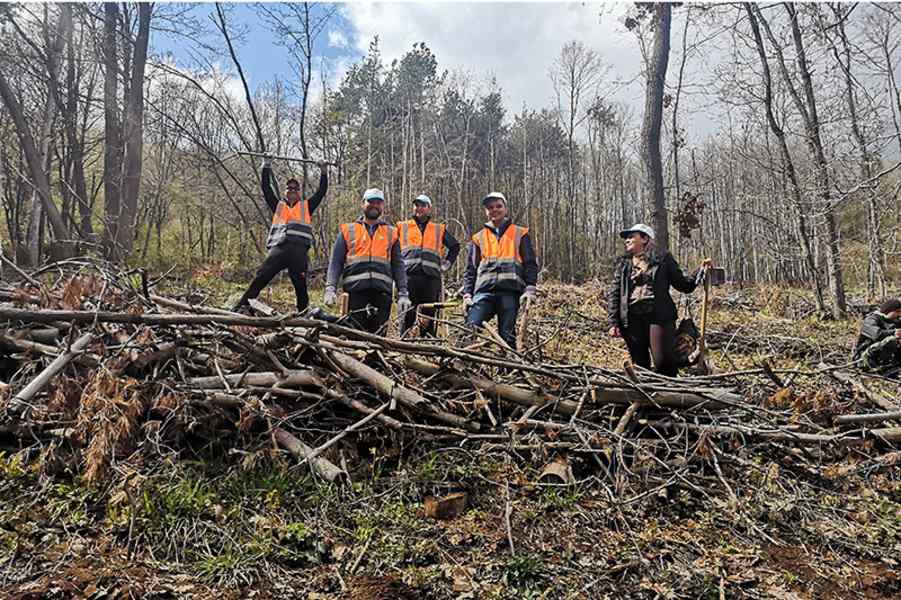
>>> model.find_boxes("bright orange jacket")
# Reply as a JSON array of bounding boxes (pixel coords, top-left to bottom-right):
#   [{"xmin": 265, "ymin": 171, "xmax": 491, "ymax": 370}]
[
  {"xmin": 397, "ymin": 219, "xmax": 446, "ymax": 277},
  {"xmin": 267, "ymin": 200, "xmax": 312, "ymax": 247},
  {"xmin": 471, "ymin": 224, "xmax": 528, "ymax": 294},
  {"xmin": 339, "ymin": 221, "xmax": 398, "ymax": 293}
]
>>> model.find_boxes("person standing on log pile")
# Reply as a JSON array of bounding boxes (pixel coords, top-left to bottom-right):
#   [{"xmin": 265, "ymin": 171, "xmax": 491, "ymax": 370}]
[
  {"xmin": 607, "ymin": 224, "xmax": 711, "ymax": 377},
  {"xmin": 397, "ymin": 194, "xmax": 461, "ymax": 337},
  {"xmin": 463, "ymin": 192, "xmax": 539, "ymax": 349},
  {"xmin": 323, "ymin": 188, "xmax": 410, "ymax": 334},
  {"xmin": 232, "ymin": 157, "xmax": 329, "ymax": 313},
  {"xmin": 853, "ymin": 298, "xmax": 901, "ymax": 375}
]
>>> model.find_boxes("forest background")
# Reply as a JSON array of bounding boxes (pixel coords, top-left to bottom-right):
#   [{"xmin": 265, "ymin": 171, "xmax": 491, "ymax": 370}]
[{"xmin": 1, "ymin": 1, "xmax": 900, "ymax": 316}]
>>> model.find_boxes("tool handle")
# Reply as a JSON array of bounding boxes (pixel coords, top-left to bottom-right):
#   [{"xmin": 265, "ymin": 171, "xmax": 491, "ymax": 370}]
[
  {"xmin": 236, "ymin": 150, "xmax": 339, "ymax": 167},
  {"xmin": 698, "ymin": 274, "xmax": 711, "ymax": 353}
]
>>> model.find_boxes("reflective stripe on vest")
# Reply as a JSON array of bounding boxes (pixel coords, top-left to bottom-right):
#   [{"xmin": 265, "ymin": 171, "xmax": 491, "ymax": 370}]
[
  {"xmin": 473, "ymin": 224, "xmax": 527, "ymax": 294},
  {"xmin": 398, "ymin": 219, "xmax": 445, "ymax": 277},
  {"xmin": 340, "ymin": 222, "xmax": 398, "ymax": 293},
  {"xmin": 267, "ymin": 199, "xmax": 313, "ymax": 248}
]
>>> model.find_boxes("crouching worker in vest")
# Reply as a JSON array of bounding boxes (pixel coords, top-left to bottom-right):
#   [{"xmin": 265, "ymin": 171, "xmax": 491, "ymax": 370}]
[
  {"xmin": 232, "ymin": 157, "xmax": 328, "ymax": 313},
  {"xmin": 398, "ymin": 194, "xmax": 461, "ymax": 337},
  {"xmin": 462, "ymin": 192, "xmax": 538, "ymax": 349},
  {"xmin": 853, "ymin": 298, "xmax": 901, "ymax": 376},
  {"xmin": 323, "ymin": 188, "xmax": 410, "ymax": 334}
]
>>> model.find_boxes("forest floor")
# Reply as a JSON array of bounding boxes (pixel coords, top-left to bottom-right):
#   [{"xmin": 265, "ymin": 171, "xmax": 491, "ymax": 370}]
[{"xmin": 1, "ymin": 270, "xmax": 899, "ymax": 600}]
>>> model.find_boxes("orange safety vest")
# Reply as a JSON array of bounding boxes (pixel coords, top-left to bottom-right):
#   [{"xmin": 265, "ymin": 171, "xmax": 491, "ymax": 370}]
[
  {"xmin": 397, "ymin": 219, "xmax": 446, "ymax": 278},
  {"xmin": 472, "ymin": 224, "xmax": 528, "ymax": 294},
  {"xmin": 267, "ymin": 199, "xmax": 313, "ymax": 248},
  {"xmin": 340, "ymin": 221, "xmax": 398, "ymax": 293}
]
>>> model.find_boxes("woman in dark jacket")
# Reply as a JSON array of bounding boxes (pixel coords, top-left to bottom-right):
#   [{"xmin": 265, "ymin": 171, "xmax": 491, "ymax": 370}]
[{"xmin": 607, "ymin": 224, "xmax": 710, "ymax": 377}]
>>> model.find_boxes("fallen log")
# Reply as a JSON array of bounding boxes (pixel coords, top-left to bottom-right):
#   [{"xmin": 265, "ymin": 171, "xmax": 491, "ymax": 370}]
[
  {"xmin": 0, "ymin": 307, "xmax": 320, "ymax": 329},
  {"xmin": 0, "ymin": 332, "xmax": 99, "ymax": 366},
  {"xmin": 327, "ymin": 350, "xmax": 477, "ymax": 431},
  {"xmin": 642, "ymin": 419, "xmax": 901, "ymax": 445},
  {"xmin": 824, "ymin": 365, "xmax": 899, "ymax": 412},
  {"xmin": 184, "ymin": 370, "xmax": 323, "ymax": 390},
  {"xmin": 273, "ymin": 427, "xmax": 348, "ymax": 484},
  {"xmin": 24, "ymin": 328, "xmax": 61, "ymax": 344},
  {"xmin": 833, "ymin": 411, "xmax": 901, "ymax": 426},
  {"xmin": 403, "ymin": 357, "xmax": 739, "ymax": 411},
  {"xmin": 8, "ymin": 332, "xmax": 95, "ymax": 416}
]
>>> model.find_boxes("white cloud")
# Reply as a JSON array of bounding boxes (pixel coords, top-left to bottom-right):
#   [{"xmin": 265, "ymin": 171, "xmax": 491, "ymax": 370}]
[
  {"xmin": 335, "ymin": 2, "xmax": 746, "ymax": 144},
  {"xmin": 328, "ymin": 30, "xmax": 349, "ymax": 49},
  {"xmin": 340, "ymin": 2, "xmax": 643, "ymax": 113}
]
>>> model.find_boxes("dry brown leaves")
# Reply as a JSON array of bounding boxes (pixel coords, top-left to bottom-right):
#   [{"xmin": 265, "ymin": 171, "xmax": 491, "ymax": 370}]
[{"xmin": 76, "ymin": 370, "xmax": 148, "ymax": 484}]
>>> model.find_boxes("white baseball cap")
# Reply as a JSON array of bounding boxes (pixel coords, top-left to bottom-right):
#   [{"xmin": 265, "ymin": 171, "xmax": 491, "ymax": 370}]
[
  {"xmin": 619, "ymin": 223, "xmax": 655, "ymax": 240},
  {"xmin": 362, "ymin": 188, "xmax": 385, "ymax": 202},
  {"xmin": 482, "ymin": 191, "xmax": 507, "ymax": 206},
  {"xmin": 413, "ymin": 194, "xmax": 432, "ymax": 206}
]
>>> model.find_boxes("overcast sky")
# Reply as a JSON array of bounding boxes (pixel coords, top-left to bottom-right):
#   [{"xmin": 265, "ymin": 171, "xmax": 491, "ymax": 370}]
[
  {"xmin": 152, "ymin": 3, "xmax": 759, "ymax": 145},
  {"xmin": 337, "ymin": 2, "xmax": 646, "ymax": 109}
]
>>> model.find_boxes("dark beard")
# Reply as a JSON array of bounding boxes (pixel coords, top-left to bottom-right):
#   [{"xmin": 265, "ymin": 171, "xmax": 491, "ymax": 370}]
[{"xmin": 365, "ymin": 207, "xmax": 381, "ymax": 220}]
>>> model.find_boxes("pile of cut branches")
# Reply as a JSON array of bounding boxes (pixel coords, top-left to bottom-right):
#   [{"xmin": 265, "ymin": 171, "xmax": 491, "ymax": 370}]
[{"xmin": 0, "ymin": 259, "xmax": 898, "ymax": 498}]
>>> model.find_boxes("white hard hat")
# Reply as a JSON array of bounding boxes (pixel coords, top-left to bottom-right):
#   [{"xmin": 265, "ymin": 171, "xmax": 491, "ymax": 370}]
[
  {"xmin": 481, "ymin": 191, "xmax": 507, "ymax": 206},
  {"xmin": 619, "ymin": 223, "xmax": 655, "ymax": 240},
  {"xmin": 362, "ymin": 188, "xmax": 385, "ymax": 202}
]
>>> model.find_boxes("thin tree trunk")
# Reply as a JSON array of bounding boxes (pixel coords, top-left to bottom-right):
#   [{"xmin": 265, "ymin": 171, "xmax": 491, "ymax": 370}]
[
  {"xmin": 828, "ymin": 7, "xmax": 887, "ymax": 299},
  {"xmin": 745, "ymin": 3, "xmax": 826, "ymax": 312},
  {"xmin": 102, "ymin": 2, "xmax": 123, "ymax": 259},
  {"xmin": 118, "ymin": 2, "xmax": 152, "ymax": 258},
  {"xmin": 640, "ymin": 3, "xmax": 672, "ymax": 250},
  {"xmin": 784, "ymin": 3, "xmax": 845, "ymax": 318}
]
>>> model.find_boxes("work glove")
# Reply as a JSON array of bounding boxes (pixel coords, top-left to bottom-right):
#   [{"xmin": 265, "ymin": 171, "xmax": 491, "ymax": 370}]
[
  {"xmin": 323, "ymin": 286, "xmax": 337, "ymax": 307},
  {"xmin": 262, "ymin": 154, "xmax": 273, "ymax": 168},
  {"xmin": 317, "ymin": 160, "xmax": 328, "ymax": 173},
  {"xmin": 397, "ymin": 294, "xmax": 412, "ymax": 315},
  {"xmin": 520, "ymin": 286, "xmax": 537, "ymax": 302},
  {"xmin": 441, "ymin": 259, "xmax": 452, "ymax": 272},
  {"xmin": 463, "ymin": 294, "xmax": 473, "ymax": 309}
]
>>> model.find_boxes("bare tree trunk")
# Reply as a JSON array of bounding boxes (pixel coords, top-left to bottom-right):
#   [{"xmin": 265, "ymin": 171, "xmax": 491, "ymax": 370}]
[
  {"xmin": 118, "ymin": 2, "xmax": 152, "ymax": 258},
  {"xmin": 102, "ymin": 2, "xmax": 123, "ymax": 260},
  {"xmin": 783, "ymin": 3, "xmax": 846, "ymax": 318},
  {"xmin": 640, "ymin": 3, "xmax": 672, "ymax": 250},
  {"xmin": 60, "ymin": 4, "xmax": 92, "ymax": 241},
  {"xmin": 299, "ymin": 2, "xmax": 313, "ymax": 186},
  {"xmin": 0, "ymin": 7, "xmax": 73, "ymax": 265},
  {"xmin": 745, "ymin": 3, "xmax": 826, "ymax": 312},
  {"xmin": 828, "ymin": 6, "xmax": 887, "ymax": 299},
  {"xmin": 671, "ymin": 9, "xmax": 690, "ymax": 210}
]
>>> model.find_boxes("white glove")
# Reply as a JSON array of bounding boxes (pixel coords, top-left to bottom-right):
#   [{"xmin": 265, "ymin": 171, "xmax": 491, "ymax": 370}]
[
  {"xmin": 262, "ymin": 155, "xmax": 273, "ymax": 168},
  {"xmin": 397, "ymin": 294, "xmax": 412, "ymax": 314},
  {"xmin": 323, "ymin": 286, "xmax": 337, "ymax": 306},
  {"xmin": 441, "ymin": 260, "xmax": 452, "ymax": 272},
  {"xmin": 520, "ymin": 286, "xmax": 537, "ymax": 301},
  {"xmin": 463, "ymin": 294, "xmax": 473, "ymax": 309}
]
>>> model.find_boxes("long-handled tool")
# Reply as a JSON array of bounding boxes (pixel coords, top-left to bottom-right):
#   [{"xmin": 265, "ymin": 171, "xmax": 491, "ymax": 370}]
[
  {"xmin": 437, "ymin": 284, "xmax": 448, "ymax": 338},
  {"xmin": 226, "ymin": 150, "xmax": 339, "ymax": 167},
  {"xmin": 516, "ymin": 296, "xmax": 533, "ymax": 352},
  {"xmin": 689, "ymin": 264, "xmax": 725, "ymax": 375}
]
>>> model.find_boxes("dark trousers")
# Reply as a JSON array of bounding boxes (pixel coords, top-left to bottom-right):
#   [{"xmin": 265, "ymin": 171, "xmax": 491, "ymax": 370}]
[
  {"xmin": 466, "ymin": 292, "xmax": 520, "ymax": 349},
  {"xmin": 624, "ymin": 312, "xmax": 678, "ymax": 377},
  {"xmin": 348, "ymin": 289, "xmax": 392, "ymax": 334},
  {"xmin": 238, "ymin": 243, "xmax": 309, "ymax": 311},
  {"xmin": 402, "ymin": 274, "xmax": 442, "ymax": 336}
]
